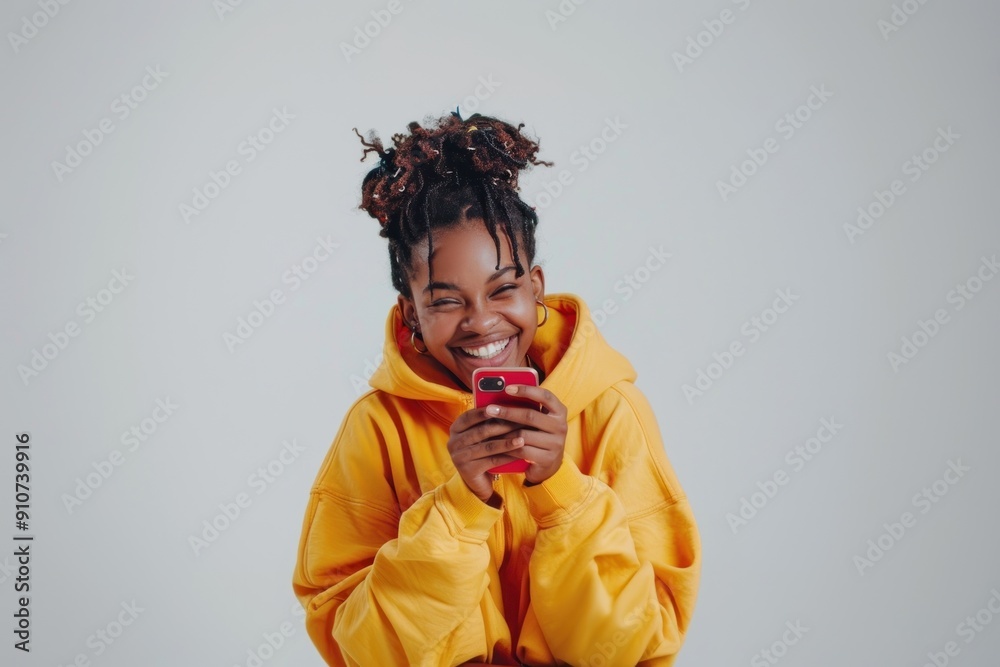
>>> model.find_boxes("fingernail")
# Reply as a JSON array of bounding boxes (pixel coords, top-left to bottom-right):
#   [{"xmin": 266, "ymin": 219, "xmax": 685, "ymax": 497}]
[
  {"xmin": 487, "ymin": 405, "xmax": 500, "ymax": 415},
  {"xmin": 505, "ymin": 385, "xmax": 518, "ymax": 394}
]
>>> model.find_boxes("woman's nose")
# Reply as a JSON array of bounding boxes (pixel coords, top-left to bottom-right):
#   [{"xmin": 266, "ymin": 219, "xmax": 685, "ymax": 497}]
[{"xmin": 460, "ymin": 301, "xmax": 499, "ymax": 333}]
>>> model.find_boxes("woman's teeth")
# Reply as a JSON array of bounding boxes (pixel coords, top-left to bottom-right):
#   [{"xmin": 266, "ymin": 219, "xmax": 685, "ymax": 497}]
[{"xmin": 460, "ymin": 336, "xmax": 512, "ymax": 359}]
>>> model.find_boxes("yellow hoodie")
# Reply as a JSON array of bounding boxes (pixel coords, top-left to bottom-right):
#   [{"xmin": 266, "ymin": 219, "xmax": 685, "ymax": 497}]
[{"xmin": 292, "ymin": 293, "xmax": 701, "ymax": 666}]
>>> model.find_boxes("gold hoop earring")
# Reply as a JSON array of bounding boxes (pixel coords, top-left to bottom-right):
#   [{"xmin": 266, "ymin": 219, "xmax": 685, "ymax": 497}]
[
  {"xmin": 410, "ymin": 329, "xmax": 429, "ymax": 355},
  {"xmin": 536, "ymin": 299, "xmax": 549, "ymax": 327}
]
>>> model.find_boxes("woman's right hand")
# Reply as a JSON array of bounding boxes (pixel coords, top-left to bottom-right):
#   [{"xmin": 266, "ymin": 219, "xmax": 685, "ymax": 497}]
[{"xmin": 447, "ymin": 405, "xmax": 525, "ymax": 503}]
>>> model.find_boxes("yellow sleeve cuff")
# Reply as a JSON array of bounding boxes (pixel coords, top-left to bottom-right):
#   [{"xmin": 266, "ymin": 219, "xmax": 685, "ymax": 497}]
[
  {"xmin": 434, "ymin": 472, "xmax": 503, "ymax": 541},
  {"xmin": 523, "ymin": 457, "xmax": 593, "ymax": 527}
]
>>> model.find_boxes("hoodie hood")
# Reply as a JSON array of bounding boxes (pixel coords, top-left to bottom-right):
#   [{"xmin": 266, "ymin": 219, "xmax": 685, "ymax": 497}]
[{"xmin": 368, "ymin": 293, "xmax": 636, "ymax": 423}]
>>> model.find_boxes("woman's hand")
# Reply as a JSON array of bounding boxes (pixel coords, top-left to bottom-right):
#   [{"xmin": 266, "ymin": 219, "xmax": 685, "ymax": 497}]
[
  {"xmin": 486, "ymin": 384, "xmax": 567, "ymax": 486},
  {"xmin": 447, "ymin": 407, "xmax": 526, "ymax": 503}
]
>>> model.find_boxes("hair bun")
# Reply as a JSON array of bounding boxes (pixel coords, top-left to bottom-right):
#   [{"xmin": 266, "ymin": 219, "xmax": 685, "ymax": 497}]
[{"xmin": 354, "ymin": 112, "xmax": 552, "ymax": 232}]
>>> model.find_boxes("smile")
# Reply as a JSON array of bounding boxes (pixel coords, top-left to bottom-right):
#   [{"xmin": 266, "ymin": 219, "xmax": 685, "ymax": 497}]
[{"xmin": 458, "ymin": 336, "xmax": 514, "ymax": 359}]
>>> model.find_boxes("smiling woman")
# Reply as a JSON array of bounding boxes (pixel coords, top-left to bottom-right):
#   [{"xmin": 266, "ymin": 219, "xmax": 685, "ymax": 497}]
[
  {"xmin": 291, "ymin": 110, "xmax": 701, "ymax": 666},
  {"xmin": 397, "ymin": 220, "xmax": 543, "ymax": 394}
]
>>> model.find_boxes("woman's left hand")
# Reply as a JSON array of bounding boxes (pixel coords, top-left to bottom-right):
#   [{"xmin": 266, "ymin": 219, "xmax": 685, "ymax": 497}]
[{"xmin": 485, "ymin": 384, "xmax": 567, "ymax": 486}]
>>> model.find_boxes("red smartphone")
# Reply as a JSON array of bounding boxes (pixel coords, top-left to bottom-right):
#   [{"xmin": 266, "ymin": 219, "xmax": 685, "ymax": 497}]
[{"xmin": 472, "ymin": 367, "xmax": 540, "ymax": 474}]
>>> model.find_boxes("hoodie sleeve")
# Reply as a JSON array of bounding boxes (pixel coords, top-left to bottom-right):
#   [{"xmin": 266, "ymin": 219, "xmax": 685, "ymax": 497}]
[
  {"xmin": 291, "ymin": 398, "xmax": 510, "ymax": 667},
  {"xmin": 515, "ymin": 382, "xmax": 701, "ymax": 666}
]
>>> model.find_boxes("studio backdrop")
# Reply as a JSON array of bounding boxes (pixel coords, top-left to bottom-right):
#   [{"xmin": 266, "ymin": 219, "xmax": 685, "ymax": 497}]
[{"xmin": 2, "ymin": 0, "xmax": 998, "ymax": 665}]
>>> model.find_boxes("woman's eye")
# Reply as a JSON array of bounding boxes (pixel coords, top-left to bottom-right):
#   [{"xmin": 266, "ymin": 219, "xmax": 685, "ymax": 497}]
[{"xmin": 493, "ymin": 284, "xmax": 517, "ymax": 296}]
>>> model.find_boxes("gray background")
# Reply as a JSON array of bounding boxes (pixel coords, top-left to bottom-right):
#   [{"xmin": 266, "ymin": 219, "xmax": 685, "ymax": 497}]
[{"xmin": 2, "ymin": 0, "xmax": 999, "ymax": 665}]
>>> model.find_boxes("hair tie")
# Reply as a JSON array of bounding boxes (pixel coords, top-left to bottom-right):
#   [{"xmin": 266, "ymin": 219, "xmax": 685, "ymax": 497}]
[{"xmin": 376, "ymin": 147, "xmax": 396, "ymax": 175}]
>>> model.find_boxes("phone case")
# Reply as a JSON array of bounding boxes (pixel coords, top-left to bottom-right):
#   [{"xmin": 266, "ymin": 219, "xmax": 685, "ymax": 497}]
[{"xmin": 472, "ymin": 367, "xmax": 540, "ymax": 474}]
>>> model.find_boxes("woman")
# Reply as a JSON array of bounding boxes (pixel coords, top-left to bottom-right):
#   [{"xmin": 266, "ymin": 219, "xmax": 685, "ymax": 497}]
[{"xmin": 292, "ymin": 110, "xmax": 701, "ymax": 666}]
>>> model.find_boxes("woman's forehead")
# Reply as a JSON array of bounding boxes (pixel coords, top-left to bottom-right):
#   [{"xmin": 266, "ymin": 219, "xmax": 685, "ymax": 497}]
[{"xmin": 410, "ymin": 220, "xmax": 525, "ymax": 277}]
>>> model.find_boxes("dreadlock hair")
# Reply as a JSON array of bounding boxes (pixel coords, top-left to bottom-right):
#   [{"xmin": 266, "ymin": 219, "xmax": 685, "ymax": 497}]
[{"xmin": 353, "ymin": 111, "xmax": 553, "ymax": 299}]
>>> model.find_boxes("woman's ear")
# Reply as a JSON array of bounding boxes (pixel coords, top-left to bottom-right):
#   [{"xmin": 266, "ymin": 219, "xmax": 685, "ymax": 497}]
[
  {"xmin": 529, "ymin": 264, "xmax": 545, "ymax": 302},
  {"xmin": 397, "ymin": 294, "xmax": 418, "ymax": 330}
]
